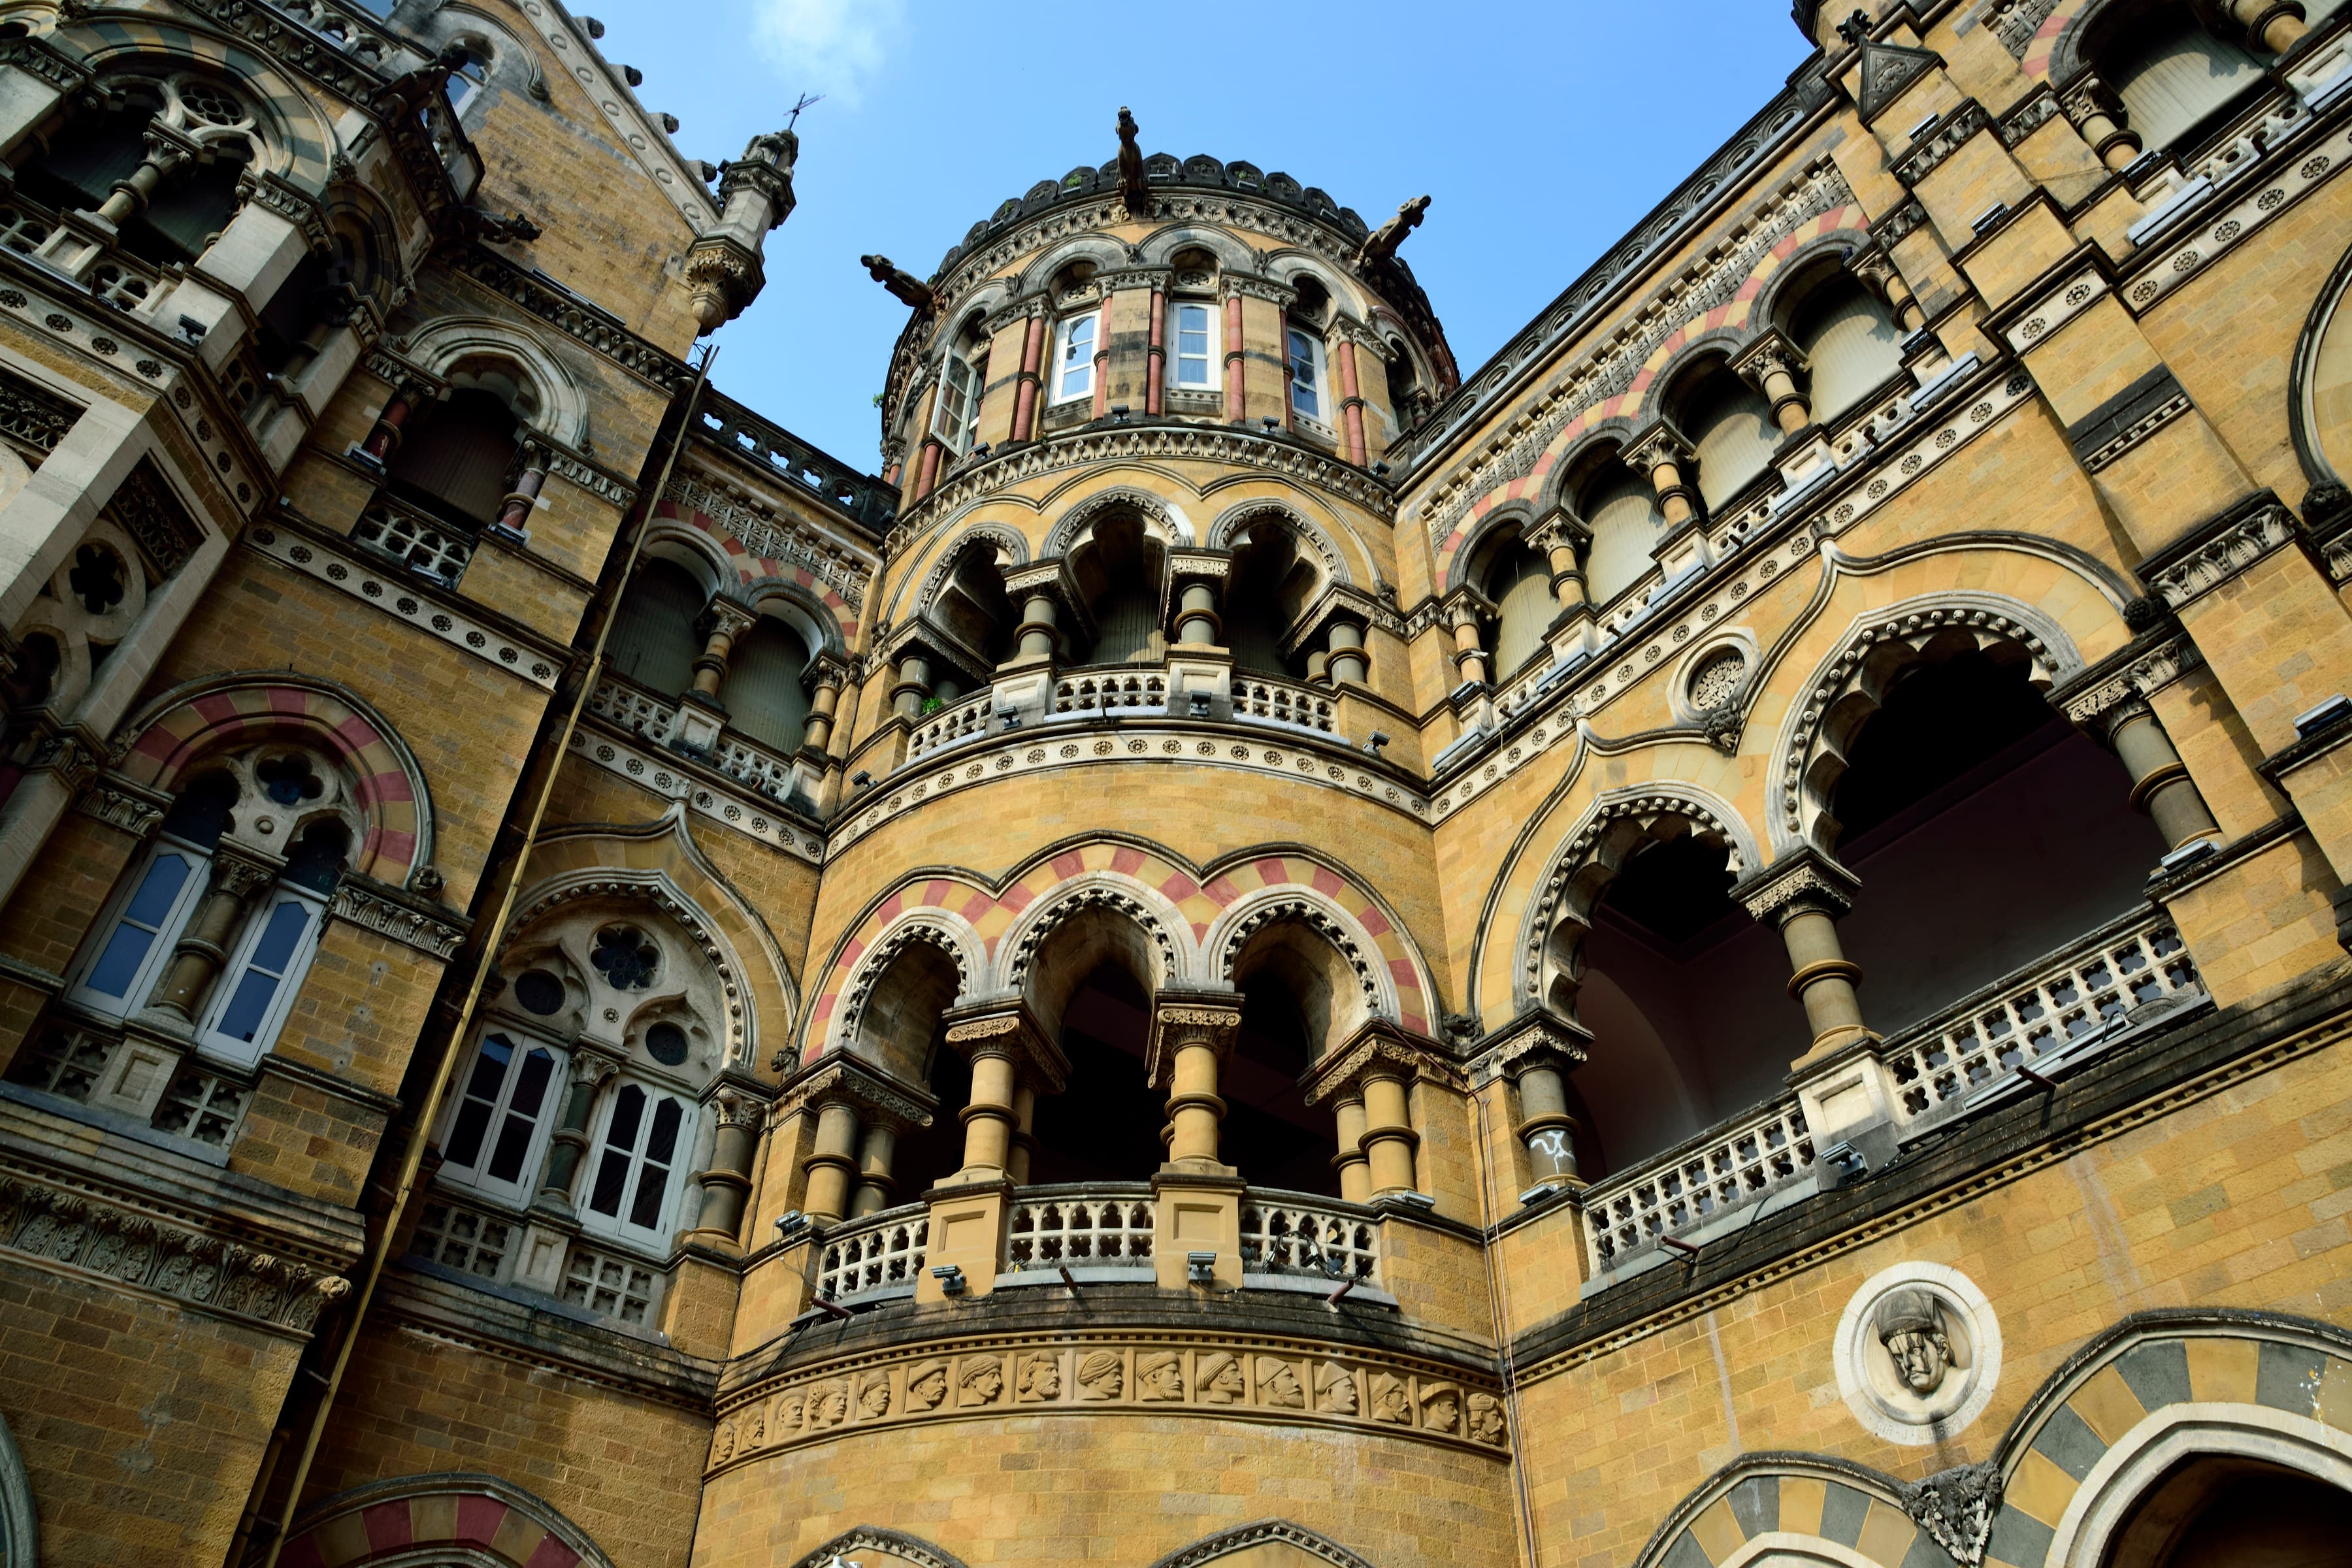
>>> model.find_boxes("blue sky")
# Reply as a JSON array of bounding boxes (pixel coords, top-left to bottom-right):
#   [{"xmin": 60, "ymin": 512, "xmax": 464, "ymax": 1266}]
[{"xmin": 580, "ymin": 1, "xmax": 1812, "ymax": 473}]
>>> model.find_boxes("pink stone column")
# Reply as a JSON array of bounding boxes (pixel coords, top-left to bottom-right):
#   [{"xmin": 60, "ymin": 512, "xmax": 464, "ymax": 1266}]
[
  {"xmin": 1091, "ymin": 306, "xmax": 1110, "ymax": 419},
  {"xmin": 1011, "ymin": 313, "xmax": 1047, "ymax": 442},
  {"xmin": 1338, "ymin": 340, "xmax": 1368, "ymax": 465},
  {"xmin": 1145, "ymin": 287, "xmax": 1166, "ymax": 417},
  {"xmin": 1224, "ymin": 296, "xmax": 1247, "ymax": 425}
]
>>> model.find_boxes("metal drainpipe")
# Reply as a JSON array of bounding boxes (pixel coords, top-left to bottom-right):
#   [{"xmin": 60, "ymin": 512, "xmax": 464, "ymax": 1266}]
[
  {"xmin": 246, "ymin": 347, "xmax": 717, "ymax": 1568},
  {"xmin": 1469, "ymin": 1070, "xmax": 1544, "ymax": 1568}
]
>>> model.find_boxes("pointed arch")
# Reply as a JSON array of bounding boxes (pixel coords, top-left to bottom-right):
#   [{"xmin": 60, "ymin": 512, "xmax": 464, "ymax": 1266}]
[
  {"xmin": 789, "ymin": 1526, "xmax": 973, "ymax": 1568},
  {"xmin": 278, "ymin": 1472, "xmax": 616, "ymax": 1568},
  {"xmin": 1145, "ymin": 1518, "xmax": 1383, "ymax": 1568},
  {"xmin": 832, "ymin": 913, "xmax": 985, "ymax": 1070},
  {"xmin": 1042, "ymin": 485, "xmax": 1196, "ymax": 557},
  {"xmin": 112, "ymin": 671, "xmax": 435, "ymax": 886}
]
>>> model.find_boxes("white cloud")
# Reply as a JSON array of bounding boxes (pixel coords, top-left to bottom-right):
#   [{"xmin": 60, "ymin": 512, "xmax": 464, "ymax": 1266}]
[{"xmin": 751, "ymin": 0, "xmax": 906, "ymax": 108}]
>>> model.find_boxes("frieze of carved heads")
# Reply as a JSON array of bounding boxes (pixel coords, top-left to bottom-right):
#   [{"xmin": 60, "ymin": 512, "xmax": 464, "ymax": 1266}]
[
  {"xmin": 708, "ymin": 1338, "xmax": 1508, "ymax": 1469},
  {"xmin": 0, "ymin": 1172, "xmax": 348, "ymax": 1337}
]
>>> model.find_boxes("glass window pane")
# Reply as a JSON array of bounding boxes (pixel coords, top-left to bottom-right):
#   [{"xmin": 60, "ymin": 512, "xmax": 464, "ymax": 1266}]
[
  {"xmin": 587, "ymin": 1149, "xmax": 629, "ymax": 1216},
  {"xmin": 511, "ymin": 1048, "xmax": 555, "ymax": 1117},
  {"xmin": 487, "ymin": 1110, "xmax": 535, "ymax": 1183},
  {"xmin": 606, "ymin": 1084, "xmax": 645, "ymax": 1152},
  {"xmin": 246, "ymin": 900, "xmax": 312, "ymax": 975},
  {"xmin": 446, "ymin": 1098, "xmax": 494, "ymax": 1169},
  {"xmin": 84, "ymin": 923, "xmax": 160, "ymax": 1000},
  {"xmin": 212, "ymin": 966, "xmax": 283, "ymax": 1043},
  {"xmin": 627, "ymin": 1157, "xmax": 669, "ymax": 1229},
  {"xmin": 645, "ymin": 1096, "xmax": 682, "ymax": 1164},
  {"xmin": 123, "ymin": 853, "xmax": 193, "ymax": 926}
]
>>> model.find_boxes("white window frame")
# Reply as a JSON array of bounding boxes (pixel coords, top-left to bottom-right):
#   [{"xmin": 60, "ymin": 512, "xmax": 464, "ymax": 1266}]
[
  {"xmin": 435, "ymin": 1030, "xmax": 566, "ymax": 1206},
  {"xmin": 1052, "ymin": 310, "xmax": 1099, "ymax": 405},
  {"xmin": 932, "ymin": 351, "xmax": 985, "ymax": 454},
  {"xmin": 579, "ymin": 1077, "xmax": 696, "ymax": 1250},
  {"xmin": 66, "ymin": 834, "xmax": 212, "ymax": 1020},
  {"xmin": 1288, "ymin": 328, "xmax": 1328, "ymax": 425},
  {"xmin": 1168, "ymin": 300, "xmax": 1215, "ymax": 390},
  {"xmin": 193, "ymin": 881, "xmax": 328, "ymax": 1067}
]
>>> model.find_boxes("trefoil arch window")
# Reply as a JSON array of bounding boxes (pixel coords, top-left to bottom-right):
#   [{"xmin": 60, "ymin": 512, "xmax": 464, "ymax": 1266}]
[{"xmin": 1053, "ymin": 312, "xmax": 1098, "ymax": 404}]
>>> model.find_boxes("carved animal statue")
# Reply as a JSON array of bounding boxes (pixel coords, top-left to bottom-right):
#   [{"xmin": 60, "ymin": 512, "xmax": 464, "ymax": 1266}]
[
  {"xmin": 860, "ymin": 254, "xmax": 935, "ymax": 312},
  {"xmin": 1354, "ymin": 195, "xmax": 1431, "ymax": 270},
  {"xmin": 1116, "ymin": 106, "xmax": 1149, "ymax": 212}
]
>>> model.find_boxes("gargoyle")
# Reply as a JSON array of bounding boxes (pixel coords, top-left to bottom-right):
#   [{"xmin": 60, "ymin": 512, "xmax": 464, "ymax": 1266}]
[
  {"xmin": 860, "ymin": 254, "xmax": 934, "ymax": 312},
  {"xmin": 1354, "ymin": 195, "xmax": 1430, "ymax": 270}
]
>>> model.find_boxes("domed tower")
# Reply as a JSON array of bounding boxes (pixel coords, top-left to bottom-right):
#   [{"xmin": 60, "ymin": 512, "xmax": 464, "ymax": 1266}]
[{"xmin": 711, "ymin": 117, "xmax": 1514, "ymax": 1564}]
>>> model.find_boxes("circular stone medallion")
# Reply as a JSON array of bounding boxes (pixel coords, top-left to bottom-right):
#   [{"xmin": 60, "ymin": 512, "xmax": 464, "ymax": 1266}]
[{"xmin": 1834, "ymin": 1261, "xmax": 2001, "ymax": 1445}]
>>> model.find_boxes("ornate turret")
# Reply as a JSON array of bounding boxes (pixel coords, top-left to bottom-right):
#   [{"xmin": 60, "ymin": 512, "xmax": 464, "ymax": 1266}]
[{"xmin": 683, "ymin": 126, "xmax": 799, "ymax": 332}]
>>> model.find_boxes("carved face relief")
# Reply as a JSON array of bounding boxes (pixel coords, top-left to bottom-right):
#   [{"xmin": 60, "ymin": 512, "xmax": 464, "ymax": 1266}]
[
  {"xmin": 809, "ymin": 1382, "xmax": 849, "ymax": 1429},
  {"xmin": 959, "ymin": 1356, "xmax": 1005, "ymax": 1406},
  {"xmin": 858, "ymin": 1374, "xmax": 892, "ymax": 1418},
  {"xmin": 1469, "ymin": 1393, "xmax": 1507, "ymax": 1445},
  {"xmin": 1199, "ymin": 1353, "xmax": 1245, "ymax": 1405},
  {"xmin": 1370, "ymin": 1374, "xmax": 1411, "ymax": 1424},
  {"xmin": 1137, "ymin": 1351, "xmax": 1186, "ymax": 1401},
  {"xmin": 1258, "ymin": 1359, "xmax": 1305, "ymax": 1409},
  {"xmin": 1316, "ymin": 1362, "xmax": 1359, "ymax": 1415},
  {"xmin": 1421, "ymin": 1387, "xmax": 1461, "ymax": 1433},
  {"xmin": 771, "ymin": 1392, "xmax": 802, "ymax": 1435},
  {"xmin": 1017, "ymin": 1352, "xmax": 1062, "ymax": 1401},
  {"xmin": 1077, "ymin": 1352, "xmax": 1124, "ymax": 1399},
  {"xmin": 1837, "ymin": 1266, "xmax": 2001, "ymax": 1446},
  {"xmin": 741, "ymin": 1409, "xmax": 766, "ymax": 1448},
  {"xmin": 906, "ymin": 1362, "xmax": 947, "ymax": 1411},
  {"xmin": 1884, "ymin": 1326, "xmax": 1953, "ymax": 1396},
  {"xmin": 710, "ymin": 1422, "xmax": 735, "ymax": 1466}
]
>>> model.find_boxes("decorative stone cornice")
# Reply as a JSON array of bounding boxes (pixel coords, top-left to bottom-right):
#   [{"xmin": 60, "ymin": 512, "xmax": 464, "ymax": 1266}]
[
  {"xmin": 1874, "ymin": 199, "xmax": 1931, "ymax": 246},
  {"xmin": 546, "ymin": 451, "xmax": 636, "ymax": 511},
  {"xmin": 2136, "ymin": 494, "xmax": 2300, "ymax": 612},
  {"xmin": 1301, "ymin": 1021, "xmax": 1435, "ymax": 1107},
  {"xmin": 1733, "ymin": 847, "xmax": 1862, "ymax": 924},
  {"xmin": 889, "ymin": 423, "xmax": 1397, "ymax": 557},
  {"xmin": 1891, "ymin": 100, "xmax": 1993, "ymax": 188},
  {"xmin": 238, "ymin": 171, "xmax": 333, "ymax": 257},
  {"xmin": 72, "ymin": 774, "xmax": 169, "ymax": 839},
  {"xmin": 0, "ymin": 33, "xmax": 93, "ymax": 94},
  {"xmin": 2052, "ymin": 633, "xmax": 2206, "ymax": 728},
  {"xmin": 1221, "ymin": 274, "xmax": 1299, "ymax": 308},
  {"xmin": 664, "ymin": 475, "xmax": 870, "ymax": 609},
  {"xmin": 1999, "ymin": 87, "xmax": 2063, "ymax": 146},
  {"xmin": 783, "ymin": 1056, "xmax": 935, "ymax": 1132},
  {"xmin": 328, "ymin": 876, "xmax": 465, "ymax": 960},
  {"xmin": 1145, "ymin": 992, "xmax": 1245, "ymax": 1087},
  {"xmin": 0, "ymin": 1168, "xmax": 350, "ymax": 1339},
  {"xmin": 449, "ymin": 249, "xmax": 691, "ymax": 393}
]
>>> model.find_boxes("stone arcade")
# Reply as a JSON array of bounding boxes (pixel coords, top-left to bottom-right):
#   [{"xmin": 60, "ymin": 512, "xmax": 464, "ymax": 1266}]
[{"xmin": 5, "ymin": 1, "xmax": 2352, "ymax": 1565}]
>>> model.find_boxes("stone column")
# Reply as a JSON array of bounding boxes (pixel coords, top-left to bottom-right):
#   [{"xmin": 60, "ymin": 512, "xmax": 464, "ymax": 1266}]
[
  {"xmin": 1011, "ymin": 308, "xmax": 1047, "ymax": 442},
  {"xmin": 1330, "ymin": 1092, "xmax": 1371, "ymax": 1203},
  {"xmin": 690, "ymin": 1088, "xmax": 767, "ymax": 1239},
  {"xmin": 889, "ymin": 651, "xmax": 933, "ymax": 719},
  {"xmin": 1625, "ymin": 423, "xmax": 1699, "ymax": 532},
  {"xmin": 537, "ymin": 1049, "xmax": 621, "ymax": 1209},
  {"xmin": 1304, "ymin": 1024, "xmax": 1427, "ymax": 1201},
  {"xmin": 1224, "ymin": 295, "xmax": 1248, "ymax": 425},
  {"xmin": 2105, "ymin": 702, "xmax": 2223, "ymax": 849},
  {"xmin": 1145, "ymin": 286, "xmax": 1167, "ymax": 417},
  {"xmin": 1337, "ymin": 336, "xmax": 1370, "ymax": 466},
  {"xmin": 2059, "ymin": 74, "xmax": 2143, "ymax": 172},
  {"xmin": 1732, "ymin": 332, "xmax": 1813, "ymax": 436},
  {"xmin": 1736, "ymin": 850, "xmax": 1872, "ymax": 1066},
  {"xmin": 1015, "ymin": 594, "xmax": 1060, "ymax": 662},
  {"xmin": 1005, "ymin": 1083, "xmax": 1038, "ymax": 1187},
  {"xmin": 911, "ymin": 434, "xmax": 944, "ymax": 505},
  {"xmin": 689, "ymin": 598, "xmax": 759, "ymax": 700},
  {"xmin": 801, "ymin": 662, "xmax": 846, "ymax": 754},
  {"xmin": 493, "ymin": 443, "xmax": 547, "ymax": 538},
  {"xmin": 1450, "ymin": 603, "xmax": 1490, "ymax": 688},
  {"xmin": 1173, "ymin": 581, "xmax": 1220, "ymax": 647},
  {"xmin": 1090, "ymin": 305, "xmax": 1111, "ymax": 420},
  {"xmin": 1148, "ymin": 996, "xmax": 1243, "ymax": 1173},
  {"xmin": 1002, "ymin": 561, "xmax": 1077, "ymax": 672},
  {"xmin": 800, "ymin": 1098, "xmax": 863, "ymax": 1224},
  {"xmin": 921, "ymin": 1005, "xmax": 1066, "ymax": 1301},
  {"xmin": 360, "ymin": 383, "xmax": 425, "ymax": 462},
  {"xmin": 1849, "ymin": 247, "xmax": 1928, "ymax": 335},
  {"xmin": 96, "ymin": 123, "xmax": 196, "ymax": 227},
  {"xmin": 2224, "ymin": 0, "xmax": 2306, "ymax": 52},
  {"xmin": 849, "ymin": 1120, "xmax": 899, "ymax": 1217},
  {"xmin": 1326, "ymin": 620, "xmax": 1370, "ymax": 687},
  {"xmin": 1492, "ymin": 1013, "xmax": 1592, "ymax": 1190},
  {"xmin": 146, "ymin": 842, "xmax": 280, "ymax": 1022}
]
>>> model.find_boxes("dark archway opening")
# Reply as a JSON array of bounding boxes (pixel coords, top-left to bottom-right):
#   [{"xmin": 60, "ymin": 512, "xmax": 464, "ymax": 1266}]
[
  {"xmin": 1027, "ymin": 963, "xmax": 1164, "ymax": 1183},
  {"xmin": 887, "ymin": 1027, "xmax": 969, "ymax": 1202},
  {"xmin": 1828, "ymin": 647, "xmax": 2165, "ymax": 1033},
  {"xmin": 2104, "ymin": 1453, "xmax": 2352, "ymax": 1568},
  {"xmin": 1221, "ymin": 974, "xmax": 1334, "ymax": 1195}
]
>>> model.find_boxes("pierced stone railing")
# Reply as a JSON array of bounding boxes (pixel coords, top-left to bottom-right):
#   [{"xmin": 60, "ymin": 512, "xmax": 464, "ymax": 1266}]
[
  {"xmin": 710, "ymin": 731, "xmax": 801, "ymax": 800},
  {"xmin": 1884, "ymin": 909, "xmax": 2202, "ymax": 1129},
  {"xmin": 586, "ymin": 677, "xmax": 679, "ymax": 743},
  {"xmin": 1239, "ymin": 1192, "xmax": 1380, "ymax": 1284},
  {"xmin": 148, "ymin": 1060, "xmax": 252, "ymax": 1147},
  {"xmin": 1053, "ymin": 669, "xmax": 1167, "ymax": 715},
  {"xmin": 906, "ymin": 690, "xmax": 994, "ymax": 760},
  {"xmin": 1005, "ymin": 1184, "xmax": 1154, "ymax": 1270},
  {"xmin": 1232, "ymin": 676, "xmax": 1335, "ymax": 733},
  {"xmin": 91, "ymin": 257, "xmax": 158, "ymax": 310},
  {"xmin": 407, "ymin": 1192, "xmax": 519, "ymax": 1284},
  {"xmin": 6, "ymin": 1019, "xmax": 252, "ymax": 1148},
  {"xmin": 1584, "ymin": 1099, "xmax": 1815, "ymax": 1277},
  {"xmin": 815, "ymin": 1203, "xmax": 929, "ymax": 1298},
  {"xmin": 561, "ymin": 1240, "xmax": 663, "ymax": 1326},
  {"xmin": 351, "ymin": 500, "xmax": 474, "ymax": 587}
]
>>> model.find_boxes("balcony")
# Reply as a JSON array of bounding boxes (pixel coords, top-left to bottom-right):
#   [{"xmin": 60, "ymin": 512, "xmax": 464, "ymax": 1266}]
[
  {"xmin": 900, "ymin": 666, "xmax": 1340, "ymax": 771},
  {"xmin": 583, "ymin": 674, "xmax": 815, "ymax": 806}
]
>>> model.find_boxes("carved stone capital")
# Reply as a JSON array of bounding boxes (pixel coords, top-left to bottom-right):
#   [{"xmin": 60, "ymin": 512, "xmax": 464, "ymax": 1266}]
[
  {"xmin": 1733, "ymin": 847, "xmax": 1862, "ymax": 925},
  {"xmin": 1144, "ymin": 992, "xmax": 1245, "ymax": 1088},
  {"xmin": 1731, "ymin": 329, "xmax": 1808, "ymax": 391},
  {"xmin": 73, "ymin": 775, "xmax": 171, "ymax": 839},
  {"xmin": 1300, "ymin": 1021, "xmax": 1433, "ymax": 1107},
  {"xmin": 1623, "ymin": 421, "xmax": 1696, "ymax": 476},
  {"xmin": 783, "ymin": 1054, "xmax": 936, "ymax": 1132},
  {"xmin": 327, "ymin": 876, "xmax": 466, "ymax": 960},
  {"xmin": 2138, "ymin": 496, "xmax": 2300, "ymax": 612},
  {"xmin": 696, "ymin": 596, "xmax": 761, "ymax": 643},
  {"xmin": 1524, "ymin": 508, "xmax": 1590, "ymax": 557},
  {"xmin": 2053, "ymin": 633, "xmax": 2206, "ymax": 729},
  {"xmin": 939, "ymin": 1002, "xmax": 1069, "ymax": 1094},
  {"xmin": 713, "ymin": 1087, "xmax": 771, "ymax": 1132},
  {"xmin": 1477, "ymin": 1008, "xmax": 1592, "ymax": 1082},
  {"xmin": 568, "ymin": 1047, "xmax": 624, "ymax": 1090},
  {"xmin": 210, "ymin": 843, "xmax": 286, "ymax": 903}
]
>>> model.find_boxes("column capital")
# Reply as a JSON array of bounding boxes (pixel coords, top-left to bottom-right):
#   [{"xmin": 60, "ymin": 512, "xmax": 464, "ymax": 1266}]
[
  {"xmin": 1474, "ymin": 1007, "xmax": 1592, "ymax": 1083},
  {"xmin": 567, "ymin": 1046, "xmax": 624, "ymax": 1090},
  {"xmin": 1526, "ymin": 507, "xmax": 1590, "ymax": 557},
  {"xmin": 940, "ymin": 1001, "xmax": 1070, "ymax": 1093},
  {"xmin": 1144, "ymin": 990, "xmax": 1245, "ymax": 1088},
  {"xmin": 1731, "ymin": 329, "xmax": 1808, "ymax": 390},
  {"xmin": 782, "ymin": 1053, "xmax": 938, "ymax": 1133},
  {"xmin": 695, "ymin": 596, "xmax": 760, "ymax": 641},
  {"xmin": 2051, "ymin": 631, "xmax": 2204, "ymax": 732},
  {"xmin": 806, "ymin": 651, "xmax": 856, "ymax": 694},
  {"xmin": 1299, "ymin": 1019, "xmax": 1437, "ymax": 1107},
  {"xmin": 1732, "ymin": 846, "xmax": 1862, "ymax": 924},
  {"xmin": 1624, "ymin": 420, "xmax": 1697, "ymax": 476},
  {"xmin": 73, "ymin": 773, "xmax": 172, "ymax": 839},
  {"xmin": 210, "ymin": 840, "xmax": 287, "ymax": 902},
  {"xmin": 1166, "ymin": 548, "xmax": 1233, "ymax": 591}
]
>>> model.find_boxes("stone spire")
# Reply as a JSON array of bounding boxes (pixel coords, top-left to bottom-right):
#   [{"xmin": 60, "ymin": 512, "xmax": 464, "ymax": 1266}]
[{"xmin": 683, "ymin": 126, "xmax": 799, "ymax": 333}]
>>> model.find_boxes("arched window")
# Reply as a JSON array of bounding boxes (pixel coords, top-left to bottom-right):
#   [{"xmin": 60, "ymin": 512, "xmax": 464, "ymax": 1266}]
[
  {"xmin": 1170, "ymin": 301, "xmax": 1215, "ymax": 389},
  {"xmin": 438, "ymin": 1030, "xmax": 563, "ymax": 1205},
  {"xmin": 933, "ymin": 319, "xmax": 990, "ymax": 455},
  {"xmin": 931, "ymin": 540, "xmax": 1017, "ymax": 666},
  {"xmin": 1386, "ymin": 336, "xmax": 1427, "ymax": 427},
  {"xmin": 1790, "ymin": 274, "xmax": 1904, "ymax": 424},
  {"xmin": 67, "ymin": 772, "xmax": 235, "ymax": 1019},
  {"xmin": 719, "ymin": 613, "xmax": 814, "ymax": 751},
  {"xmin": 1678, "ymin": 363, "xmax": 1778, "ymax": 512},
  {"xmin": 1070, "ymin": 514, "xmax": 1164, "ymax": 666},
  {"xmin": 387, "ymin": 386, "xmax": 520, "ymax": 528},
  {"xmin": 608, "ymin": 558, "xmax": 708, "ymax": 694},
  {"xmin": 1053, "ymin": 312, "xmax": 1098, "ymax": 404},
  {"xmin": 1478, "ymin": 532, "xmax": 1554, "ymax": 681},
  {"xmin": 1022, "ymin": 908, "xmax": 1165, "ymax": 1184},
  {"xmin": 583, "ymin": 1079, "xmax": 691, "ymax": 1245},
  {"xmin": 2099, "ymin": 7, "xmax": 2262, "ymax": 151},
  {"xmin": 1580, "ymin": 463, "xmax": 1667, "ymax": 608},
  {"xmin": 12, "ymin": 73, "xmax": 259, "ymax": 267}
]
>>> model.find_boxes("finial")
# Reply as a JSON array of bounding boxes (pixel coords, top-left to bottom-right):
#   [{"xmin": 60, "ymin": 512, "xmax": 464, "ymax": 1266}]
[{"xmin": 1837, "ymin": 7, "xmax": 1873, "ymax": 44}]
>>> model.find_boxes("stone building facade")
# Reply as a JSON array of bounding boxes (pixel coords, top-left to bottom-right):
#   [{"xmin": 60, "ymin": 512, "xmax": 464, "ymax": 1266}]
[{"xmin": 5, "ymin": 0, "xmax": 2352, "ymax": 1565}]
